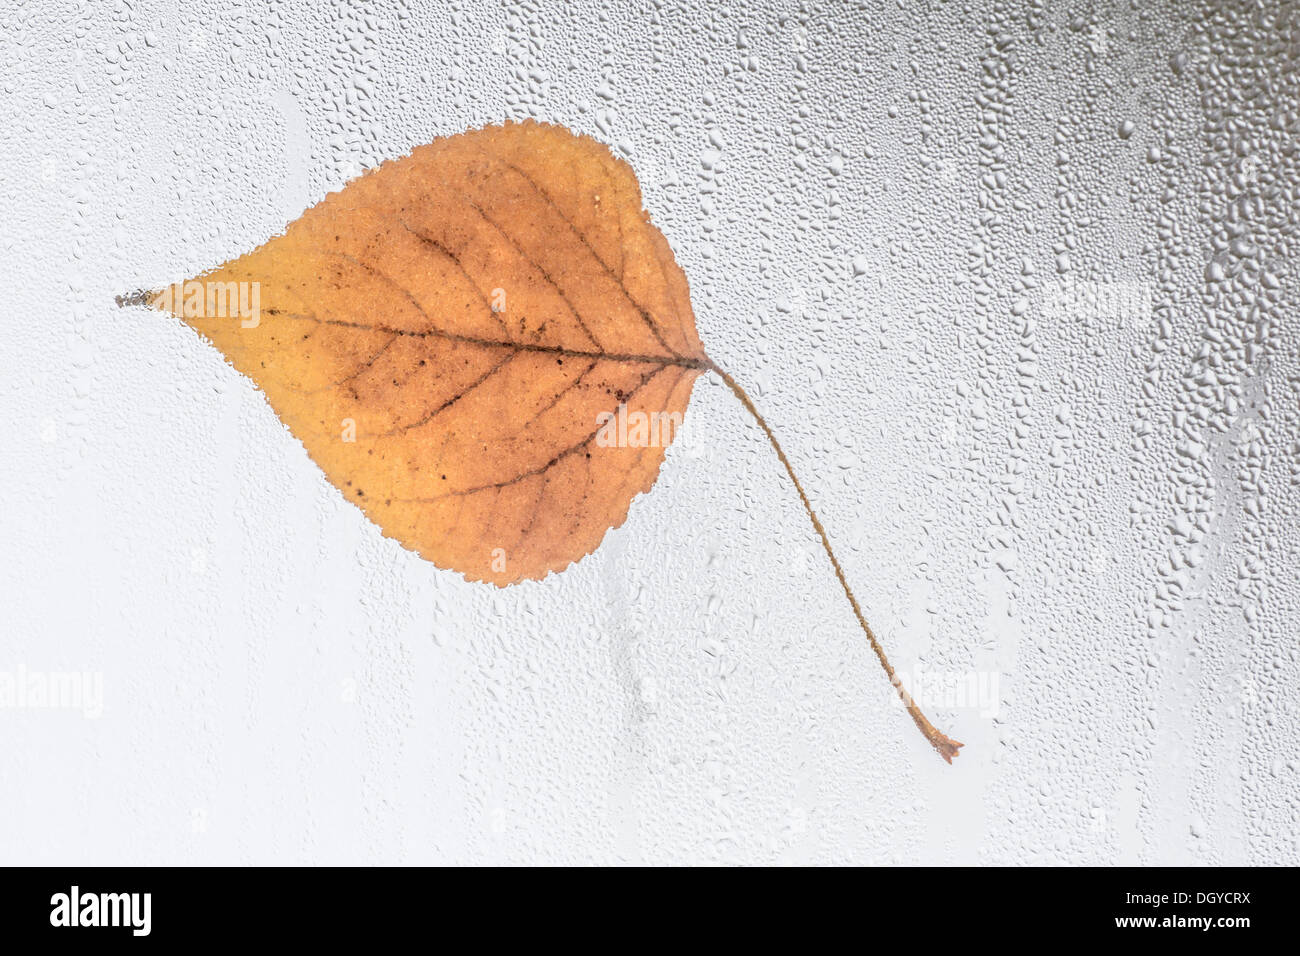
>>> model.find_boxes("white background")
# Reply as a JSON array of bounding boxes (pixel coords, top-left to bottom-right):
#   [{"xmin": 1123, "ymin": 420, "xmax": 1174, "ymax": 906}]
[{"xmin": 2, "ymin": 0, "xmax": 1297, "ymax": 864}]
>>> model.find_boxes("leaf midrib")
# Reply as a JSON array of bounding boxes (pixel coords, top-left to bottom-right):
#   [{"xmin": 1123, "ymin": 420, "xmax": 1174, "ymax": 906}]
[{"xmin": 263, "ymin": 307, "xmax": 714, "ymax": 370}]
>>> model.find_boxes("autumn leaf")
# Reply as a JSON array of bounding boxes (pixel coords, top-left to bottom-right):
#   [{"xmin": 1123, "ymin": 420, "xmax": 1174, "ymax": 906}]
[{"xmin": 119, "ymin": 120, "xmax": 962, "ymax": 763}]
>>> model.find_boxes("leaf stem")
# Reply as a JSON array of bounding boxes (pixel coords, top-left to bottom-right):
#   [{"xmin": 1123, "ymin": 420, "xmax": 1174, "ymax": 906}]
[{"xmin": 711, "ymin": 365, "xmax": 963, "ymax": 764}]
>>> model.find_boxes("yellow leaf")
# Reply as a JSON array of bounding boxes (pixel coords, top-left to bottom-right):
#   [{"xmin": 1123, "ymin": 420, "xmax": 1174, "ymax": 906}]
[{"xmin": 124, "ymin": 120, "xmax": 962, "ymax": 763}]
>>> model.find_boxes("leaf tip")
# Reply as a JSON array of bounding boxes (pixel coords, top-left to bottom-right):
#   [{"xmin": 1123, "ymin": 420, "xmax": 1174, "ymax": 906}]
[{"xmin": 114, "ymin": 289, "xmax": 157, "ymax": 309}]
